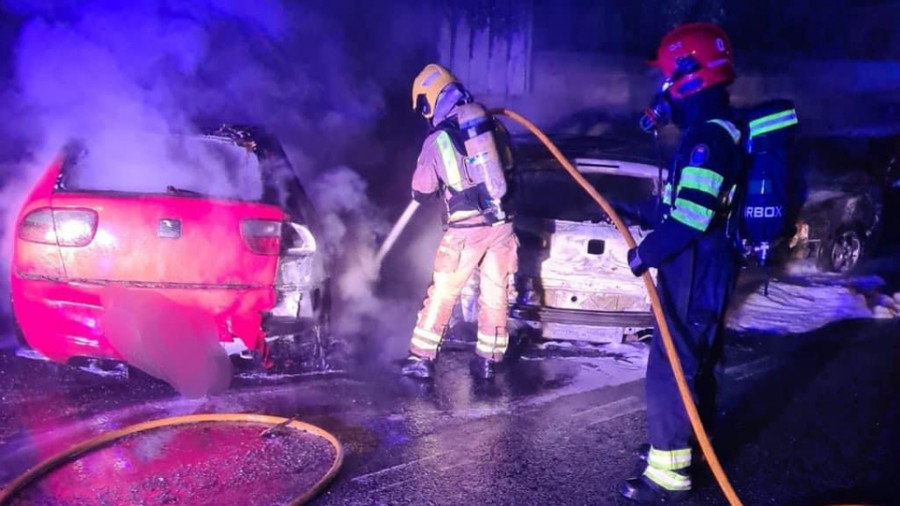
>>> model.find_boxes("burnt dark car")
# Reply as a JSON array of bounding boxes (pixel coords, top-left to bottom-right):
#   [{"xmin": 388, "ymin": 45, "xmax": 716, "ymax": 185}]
[
  {"xmin": 450, "ymin": 135, "xmax": 662, "ymax": 345},
  {"xmin": 788, "ymin": 136, "xmax": 900, "ymax": 273},
  {"xmin": 451, "ymin": 133, "xmax": 900, "ymax": 348}
]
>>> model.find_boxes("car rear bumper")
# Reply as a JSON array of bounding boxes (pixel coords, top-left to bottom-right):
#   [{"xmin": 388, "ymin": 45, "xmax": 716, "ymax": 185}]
[
  {"xmin": 511, "ymin": 304, "xmax": 655, "ymax": 328},
  {"xmin": 11, "ymin": 274, "xmax": 302, "ymax": 364},
  {"xmin": 511, "ymin": 304, "xmax": 654, "ymax": 342}
]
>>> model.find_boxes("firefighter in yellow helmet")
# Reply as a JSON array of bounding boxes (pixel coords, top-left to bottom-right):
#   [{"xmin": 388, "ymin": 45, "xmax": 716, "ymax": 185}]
[{"xmin": 401, "ymin": 64, "xmax": 517, "ymax": 380}]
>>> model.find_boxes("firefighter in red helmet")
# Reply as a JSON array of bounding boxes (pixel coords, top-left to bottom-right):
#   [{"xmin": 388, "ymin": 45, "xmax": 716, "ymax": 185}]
[{"xmin": 621, "ymin": 23, "xmax": 743, "ymax": 503}]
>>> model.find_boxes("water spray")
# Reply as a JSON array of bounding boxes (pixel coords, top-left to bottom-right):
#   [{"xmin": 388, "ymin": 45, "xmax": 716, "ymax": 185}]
[{"xmin": 375, "ymin": 199, "xmax": 420, "ymax": 268}]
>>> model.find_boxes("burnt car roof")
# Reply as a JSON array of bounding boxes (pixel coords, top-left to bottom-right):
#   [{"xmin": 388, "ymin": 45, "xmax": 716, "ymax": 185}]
[
  {"xmin": 58, "ymin": 124, "xmax": 315, "ymax": 226},
  {"xmin": 513, "ymin": 133, "xmax": 659, "ymax": 167},
  {"xmin": 62, "ymin": 124, "xmax": 282, "ymax": 157},
  {"xmin": 204, "ymin": 125, "xmax": 260, "ymax": 151},
  {"xmin": 202, "ymin": 124, "xmax": 288, "ymax": 158},
  {"xmin": 509, "ymin": 134, "xmax": 658, "ymax": 224}
]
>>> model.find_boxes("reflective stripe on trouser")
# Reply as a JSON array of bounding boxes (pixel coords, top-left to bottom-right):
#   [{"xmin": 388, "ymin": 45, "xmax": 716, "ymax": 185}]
[
  {"xmin": 643, "ymin": 465, "xmax": 691, "ymax": 491},
  {"xmin": 645, "ymin": 233, "xmax": 737, "ymax": 475},
  {"xmin": 644, "ymin": 445, "xmax": 692, "ymax": 491},
  {"xmin": 410, "ymin": 327, "xmax": 442, "ymax": 356},
  {"xmin": 476, "ymin": 329, "xmax": 508, "ymax": 362},
  {"xmin": 410, "ymin": 222, "xmax": 517, "ymax": 360},
  {"xmin": 647, "ymin": 447, "xmax": 691, "ymax": 470}
]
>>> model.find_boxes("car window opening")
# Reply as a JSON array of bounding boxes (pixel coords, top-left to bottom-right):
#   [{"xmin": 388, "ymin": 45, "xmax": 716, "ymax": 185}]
[{"xmin": 61, "ymin": 135, "xmax": 265, "ymax": 202}]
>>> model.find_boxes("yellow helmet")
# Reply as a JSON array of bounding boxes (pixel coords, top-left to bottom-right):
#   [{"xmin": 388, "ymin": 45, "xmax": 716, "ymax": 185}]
[{"xmin": 411, "ymin": 63, "xmax": 457, "ymax": 119}]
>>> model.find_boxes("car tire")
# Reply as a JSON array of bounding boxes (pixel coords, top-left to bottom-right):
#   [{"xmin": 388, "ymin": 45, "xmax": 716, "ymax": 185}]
[
  {"xmin": 317, "ymin": 283, "xmax": 333, "ymax": 342},
  {"xmin": 287, "ymin": 283, "xmax": 337, "ymax": 371},
  {"xmin": 823, "ymin": 223, "xmax": 865, "ymax": 274},
  {"xmin": 318, "ymin": 286, "xmax": 352, "ymax": 371},
  {"xmin": 9, "ymin": 309, "xmax": 62, "ymax": 376}
]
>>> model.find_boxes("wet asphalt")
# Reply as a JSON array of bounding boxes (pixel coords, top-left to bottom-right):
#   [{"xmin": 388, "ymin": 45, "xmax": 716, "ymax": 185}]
[{"xmin": 0, "ymin": 318, "xmax": 898, "ymax": 506}]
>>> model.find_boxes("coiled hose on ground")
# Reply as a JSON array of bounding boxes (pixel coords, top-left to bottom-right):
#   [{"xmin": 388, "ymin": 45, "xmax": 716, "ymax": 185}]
[
  {"xmin": 0, "ymin": 413, "xmax": 344, "ymax": 506},
  {"xmin": 491, "ymin": 108, "xmax": 744, "ymax": 506}
]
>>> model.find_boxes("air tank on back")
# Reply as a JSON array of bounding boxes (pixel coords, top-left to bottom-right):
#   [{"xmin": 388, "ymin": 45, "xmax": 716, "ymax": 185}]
[{"xmin": 455, "ymin": 103, "xmax": 507, "ymax": 207}]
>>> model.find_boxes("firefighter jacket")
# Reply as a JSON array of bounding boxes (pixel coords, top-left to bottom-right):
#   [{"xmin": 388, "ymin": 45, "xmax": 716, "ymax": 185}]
[
  {"xmin": 411, "ymin": 103, "xmax": 513, "ymax": 227},
  {"xmin": 637, "ymin": 104, "xmax": 743, "ymax": 269}
]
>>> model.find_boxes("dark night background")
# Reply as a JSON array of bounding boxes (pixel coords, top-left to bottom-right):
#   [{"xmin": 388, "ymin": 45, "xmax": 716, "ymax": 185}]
[{"xmin": 0, "ymin": 2, "xmax": 898, "ymax": 505}]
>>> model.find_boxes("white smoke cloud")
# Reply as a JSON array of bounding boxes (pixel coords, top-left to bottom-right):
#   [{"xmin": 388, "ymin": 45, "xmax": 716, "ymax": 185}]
[
  {"xmin": 306, "ymin": 166, "xmax": 427, "ymax": 355},
  {"xmin": 0, "ymin": 1, "xmax": 442, "ymax": 365},
  {"xmin": 308, "ymin": 167, "xmax": 386, "ymax": 334}
]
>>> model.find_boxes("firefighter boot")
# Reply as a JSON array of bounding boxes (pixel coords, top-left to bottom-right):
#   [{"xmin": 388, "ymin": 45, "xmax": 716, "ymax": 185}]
[
  {"xmin": 637, "ymin": 443, "xmax": 651, "ymax": 461},
  {"xmin": 620, "ymin": 474, "xmax": 689, "ymax": 504},
  {"xmin": 401, "ymin": 354, "xmax": 436, "ymax": 380},
  {"xmin": 471, "ymin": 357, "xmax": 498, "ymax": 380}
]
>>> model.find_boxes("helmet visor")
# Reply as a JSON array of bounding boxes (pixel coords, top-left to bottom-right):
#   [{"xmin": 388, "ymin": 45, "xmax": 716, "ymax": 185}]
[
  {"xmin": 414, "ymin": 94, "xmax": 431, "ymax": 117},
  {"xmin": 671, "ymin": 55, "xmax": 702, "ymax": 82}
]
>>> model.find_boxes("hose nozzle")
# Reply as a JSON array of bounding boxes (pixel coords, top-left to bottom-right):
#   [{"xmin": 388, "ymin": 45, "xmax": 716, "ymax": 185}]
[
  {"xmin": 639, "ymin": 88, "xmax": 673, "ymax": 134},
  {"xmin": 640, "ymin": 106, "xmax": 663, "ymax": 133}
]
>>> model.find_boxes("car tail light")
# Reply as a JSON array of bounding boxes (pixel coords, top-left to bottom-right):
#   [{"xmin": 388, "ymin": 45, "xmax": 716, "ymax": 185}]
[
  {"xmin": 19, "ymin": 208, "xmax": 98, "ymax": 247},
  {"xmin": 241, "ymin": 219, "xmax": 281, "ymax": 255}
]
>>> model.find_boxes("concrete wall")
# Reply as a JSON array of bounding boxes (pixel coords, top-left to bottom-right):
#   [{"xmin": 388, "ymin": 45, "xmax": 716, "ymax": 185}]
[
  {"xmin": 441, "ymin": 0, "xmax": 900, "ymax": 138},
  {"xmin": 439, "ymin": 0, "xmax": 533, "ymax": 96},
  {"xmin": 475, "ymin": 51, "xmax": 900, "ymax": 138}
]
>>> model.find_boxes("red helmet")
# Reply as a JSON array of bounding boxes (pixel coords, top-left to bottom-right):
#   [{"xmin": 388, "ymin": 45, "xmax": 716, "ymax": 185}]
[{"xmin": 651, "ymin": 23, "xmax": 735, "ymax": 99}]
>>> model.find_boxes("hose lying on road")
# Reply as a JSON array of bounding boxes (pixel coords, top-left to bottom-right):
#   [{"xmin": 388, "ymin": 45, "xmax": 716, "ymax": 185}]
[
  {"xmin": 491, "ymin": 108, "xmax": 744, "ymax": 506},
  {"xmin": 0, "ymin": 413, "xmax": 344, "ymax": 506}
]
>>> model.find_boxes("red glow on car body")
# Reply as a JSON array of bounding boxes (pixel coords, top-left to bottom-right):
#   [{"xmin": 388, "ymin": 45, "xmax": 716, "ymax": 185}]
[{"xmin": 10, "ymin": 130, "xmax": 324, "ymax": 368}]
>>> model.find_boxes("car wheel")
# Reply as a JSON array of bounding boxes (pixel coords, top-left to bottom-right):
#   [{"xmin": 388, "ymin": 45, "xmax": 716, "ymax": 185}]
[
  {"xmin": 313, "ymin": 284, "xmax": 345, "ymax": 370},
  {"xmin": 317, "ymin": 285, "xmax": 332, "ymax": 341},
  {"xmin": 825, "ymin": 224, "xmax": 865, "ymax": 274}
]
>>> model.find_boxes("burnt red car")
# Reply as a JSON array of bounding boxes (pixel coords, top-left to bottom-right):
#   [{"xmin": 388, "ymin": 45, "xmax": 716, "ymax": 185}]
[{"xmin": 10, "ymin": 126, "xmax": 330, "ymax": 371}]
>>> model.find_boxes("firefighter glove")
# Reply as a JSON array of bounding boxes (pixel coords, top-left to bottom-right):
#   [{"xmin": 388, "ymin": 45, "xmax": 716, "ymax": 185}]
[{"xmin": 627, "ymin": 247, "xmax": 648, "ymax": 277}]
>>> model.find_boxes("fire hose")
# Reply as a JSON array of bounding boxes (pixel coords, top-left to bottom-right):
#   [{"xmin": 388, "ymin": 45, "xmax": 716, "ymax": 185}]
[
  {"xmin": 490, "ymin": 108, "xmax": 744, "ymax": 506},
  {"xmin": 0, "ymin": 413, "xmax": 344, "ymax": 506},
  {"xmin": 358, "ymin": 107, "xmax": 872, "ymax": 506},
  {"xmin": 372, "ymin": 108, "xmax": 740, "ymax": 503}
]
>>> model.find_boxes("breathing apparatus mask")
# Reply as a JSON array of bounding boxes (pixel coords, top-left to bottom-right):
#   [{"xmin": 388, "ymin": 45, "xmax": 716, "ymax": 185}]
[
  {"xmin": 639, "ymin": 80, "xmax": 674, "ymax": 133},
  {"xmin": 639, "ymin": 55, "xmax": 703, "ymax": 133},
  {"xmin": 639, "ymin": 78, "xmax": 677, "ymax": 213}
]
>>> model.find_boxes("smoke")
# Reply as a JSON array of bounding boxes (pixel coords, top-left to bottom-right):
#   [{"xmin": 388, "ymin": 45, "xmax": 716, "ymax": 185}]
[
  {"xmin": 308, "ymin": 167, "xmax": 386, "ymax": 334},
  {"xmin": 0, "ymin": 1, "xmax": 441, "ymax": 367},
  {"xmin": 2, "ymin": 0, "xmax": 417, "ymax": 170},
  {"xmin": 308, "ymin": 166, "xmax": 428, "ymax": 357},
  {"xmin": 66, "ymin": 134, "xmax": 265, "ymax": 200}
]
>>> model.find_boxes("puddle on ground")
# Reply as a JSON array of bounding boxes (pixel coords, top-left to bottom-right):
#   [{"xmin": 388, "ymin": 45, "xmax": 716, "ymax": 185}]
[{"xmin": 9, "ymin": 422, "xmax": 337, "ymax": 506}]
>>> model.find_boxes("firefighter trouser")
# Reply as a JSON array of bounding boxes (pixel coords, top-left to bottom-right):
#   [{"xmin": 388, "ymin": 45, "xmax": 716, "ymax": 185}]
[
  {"xmin": 409, "ymin": 221, "xmax": 517, "ymax": 362},
  {"xmin": 644, "ymin": 236, "xmax": 737, "ymax": 491}
]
